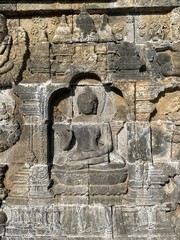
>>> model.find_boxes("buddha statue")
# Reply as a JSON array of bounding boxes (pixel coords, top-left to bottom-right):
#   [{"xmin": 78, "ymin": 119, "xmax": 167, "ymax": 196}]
[
  {"xmin": 52, "ymin": 86, "xmax": 127, "ymax": 200},
  {"xmin": 67, "ymin": 88, "xmax": 112, "ymax": 164}
]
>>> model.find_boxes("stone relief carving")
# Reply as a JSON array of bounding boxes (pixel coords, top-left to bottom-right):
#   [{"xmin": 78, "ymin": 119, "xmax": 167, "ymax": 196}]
[
  {"xmin": 6, "ymin": 164, "xmax": 29, "ymax": 205},
  {"xmin": 53, "ymin": 15, "xmax": 71, "ymax": 44},
  {"xmin": 29, "ymin": 165, "xmax": 52, "ymax": 205},
  {"xmin": 98, "ymin": 14, "xmax": 114, "ymax": 42},
  {"xmin": 0, "ymin": 90, "xmax": 21, "ymax": 152},
  {"xmin": 171, "ymin": 7, "xmax": 180, "ymax": 41},
  {"xmin": 20, "ymin": 11, "xmax": 180, "ymax": 84},
  {"xmin": 156, "ymin": 41, "xmax": 180, "ymax": 77},
  {"xmin": 107, "ymin": 42, "xmax": 149, "ymax": 80},
  {"xmin": 0, "ymin": 164, "xmax": 8, "ymax": 202},
  {"xmin": 0, "ymin": 15, "xmax": 13, "ymax": 75},
  {"xmin": 135, "ymin": 14, "xmax": 171, "ymax": 43},
  {"xmin": 51, "ymin": 80, "xmax": 128, "ymax": 204},
  {"xmin": 0, "ymin": 14, "xmax": 27, "ymax": 86},
  {"xmin": 75, "ymin": 4, "xmax": 98, "ymax": 42},
  {"xmin": 0, "ymin": 3, "xmax": 179, "ymax": 239}
]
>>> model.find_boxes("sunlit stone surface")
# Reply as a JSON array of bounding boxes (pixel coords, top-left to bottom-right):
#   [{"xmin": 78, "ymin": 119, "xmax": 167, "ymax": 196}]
[{"xmin": 0, "ymin": 1, "xmax": 179, "ymax": 239}]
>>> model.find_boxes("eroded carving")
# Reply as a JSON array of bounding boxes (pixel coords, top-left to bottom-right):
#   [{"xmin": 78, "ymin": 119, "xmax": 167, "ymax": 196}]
[
  {"xmin": 53, "ymin": 15, "xmax": 71, "ymax": 44},
  {"xmin": 0, "ymin": 3, "xmax": 179, "ymax": 239},
  {"xmin": 98, "ymin": 14, "xmax": 114, "ymax": 42},
  {"xmin": 0, "ymin": 14, "xmax": 27, "ymax": 85},
  {"xmin": 0, "ymin": 164, "xmax": 8, "ymax": 201},
  {"xmin": 156, "ymin": 41, "xmax": 180, "ymax": 77},
  {"xmin": 29, "ymin": 165, "xmax": 52, "ymax": 205},
  {"xmin": 171, "ymin": 7, "xmax": 180, "ymax": 41},
  {"xmin": 75, "ymin": 4, "xmax": 98, "ymax": 42},
  {"xmin": 0, "ymin": 91, "xmax": 21, "ymax": 152},
  {"xmin": 0, "ymin": 15, "xmax": 13, "ymax": 75},
  {"xmin": 135, "ymin": 14, "xmax": 171, "ymax": 43},
  {"xmin": 107, "ymin": 42, "xmax": 148, "ymax": 80}
]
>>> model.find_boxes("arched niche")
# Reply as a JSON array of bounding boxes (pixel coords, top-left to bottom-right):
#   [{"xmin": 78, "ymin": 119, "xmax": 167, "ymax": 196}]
[
  {"xmin": 48, "ymin": 73, "xmax": 128, "ymax": 167},
  {"xmin": 70, "ymin": 72, "xmax": 101, "ymax": 86},
  {"xmin": 48, "ymin": 73, "xmax": 128, "ymax": 203}
]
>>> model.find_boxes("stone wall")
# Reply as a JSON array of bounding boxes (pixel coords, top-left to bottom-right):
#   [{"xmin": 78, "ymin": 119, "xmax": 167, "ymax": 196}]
[{"xmin": 0, "ymin": 1, "xmax": 179, "ymax": 239}]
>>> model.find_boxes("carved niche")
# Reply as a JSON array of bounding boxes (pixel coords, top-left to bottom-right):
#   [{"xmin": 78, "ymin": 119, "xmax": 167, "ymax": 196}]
[
  {"xmin": 0, "ymin": 14, "xmax": 27, "ymax": 85},
  {"xmin": 50, "ymin": 75, "xmax": 128, "ymax": 204}
]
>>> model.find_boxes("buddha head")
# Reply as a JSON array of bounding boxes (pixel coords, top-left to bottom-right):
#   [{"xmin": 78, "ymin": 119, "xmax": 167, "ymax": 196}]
[
  {"xmin": 77, "ymin": 88, "xmax": 98, "ymax": 115},
  {"xmin": 0, "ymin": 14, "xmax": 8, "ymax": 44}
]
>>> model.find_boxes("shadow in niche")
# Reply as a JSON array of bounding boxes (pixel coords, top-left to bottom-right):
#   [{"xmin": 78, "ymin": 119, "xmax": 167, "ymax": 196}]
[
  {"xmin": 106, "ymin": 86, "xmax": 124, "ymax": 97},
  {"xmin": 70, "ymin": 72, "xmax": 101, "ymax": 86},
  {"xmin": 16, "ymin": 30, "xmax": 30, "ymax": 85},
  {"xmin": 47, "ymin": 88, "xmax": 71, "ymax": 171}
]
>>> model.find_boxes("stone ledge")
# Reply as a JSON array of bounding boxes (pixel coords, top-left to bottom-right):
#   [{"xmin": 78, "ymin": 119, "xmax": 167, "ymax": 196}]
[{"xmin": 0, "ymin": 1, "xmax": 179, "ymax": 14}]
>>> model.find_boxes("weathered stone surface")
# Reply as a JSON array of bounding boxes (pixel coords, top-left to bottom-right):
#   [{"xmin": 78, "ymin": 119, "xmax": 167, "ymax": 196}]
[
  {"xmin": 0, "ymin": 14, "xmax": 27, "ymax": 85},
  {"xmin": 3, "ymin": 205, "xmax": 112, "ymax": 239},
  {"xmin": 0, "ymin": 2, "xmax": 16, "ymax": 12},
  {"xmin": 0, "ymin": 1, "xmax": 179, "ymax": 239}
]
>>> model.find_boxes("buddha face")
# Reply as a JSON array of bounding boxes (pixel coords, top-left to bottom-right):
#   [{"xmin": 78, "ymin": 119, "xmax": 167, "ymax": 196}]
[
  {"xmin": 77, "ymin": 89, "xmax": 98, "ymax": 115},
  {"xmin": 0, "ymin": 15, "xmax": 8, "ymax": 44}
]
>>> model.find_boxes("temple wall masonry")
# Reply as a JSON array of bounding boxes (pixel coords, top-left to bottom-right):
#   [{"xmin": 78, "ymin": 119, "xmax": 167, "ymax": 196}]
[{"xmin": 0, "ymin": 1, "xmax": 179, "ymax": 239}]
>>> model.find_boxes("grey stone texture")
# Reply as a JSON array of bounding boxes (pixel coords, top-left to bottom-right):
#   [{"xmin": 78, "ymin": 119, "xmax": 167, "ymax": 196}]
[{"xmin": 0, "ymin": 1, "xmax": 179, "ymax": 239}]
